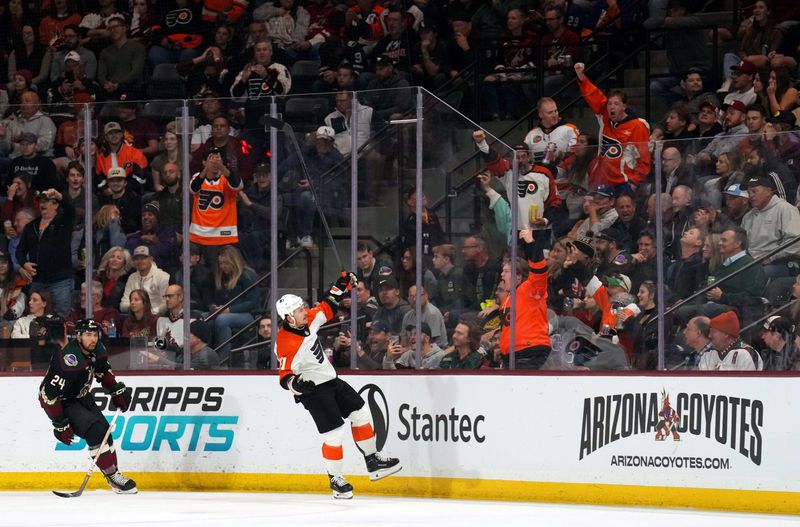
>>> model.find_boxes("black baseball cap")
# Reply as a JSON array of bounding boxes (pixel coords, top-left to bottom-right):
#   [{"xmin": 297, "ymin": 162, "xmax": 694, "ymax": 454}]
[{"xmin": 405, "ymin": 322, "xmax": 432, "ymax": 337}]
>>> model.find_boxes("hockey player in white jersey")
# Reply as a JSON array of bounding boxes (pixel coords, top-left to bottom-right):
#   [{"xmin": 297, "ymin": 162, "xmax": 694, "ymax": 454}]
[{"xmin": 276, "ymin": 271, "xmax": 402, "ymax": 499}]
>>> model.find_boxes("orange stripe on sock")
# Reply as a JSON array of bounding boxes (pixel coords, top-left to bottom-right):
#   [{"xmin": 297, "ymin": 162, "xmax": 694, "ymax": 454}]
[
  {"xmin": 322, "ymin": 443, "xmax": 343, "ymax": 460},
  {"xmin": 351, "ymin": 423, "xmax": 374, "ymax": 442}
]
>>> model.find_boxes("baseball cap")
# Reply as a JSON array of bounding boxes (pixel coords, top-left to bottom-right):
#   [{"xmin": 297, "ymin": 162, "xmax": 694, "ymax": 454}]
[
  {"xmin": 722, "ymin": 183, "xmax": 748, "ymax": 198},
  {"xmin": 698, "ymin": 101, "xmax": 718, "ymax": 113},
  {"xmin": 106, "ymin": 13, "xmax": 127, "ymax": 25},
  {"xmin": 315, "ymin": 125, "xmax": 335, "ymax": 141},
  {"xmin": 205, "ymin": 145, "xmax": 223, "ymax": 159},
  {"xmin": 572, "ymin": 238, "xmax": 595, "ymax": 258},
  {"xmin": 375, "ymin": 54, "xmax": 395, "ymax": 67},
  {"xmin": 763, "ymin": 315, "xmax": 795, "ymax": 334},
  {"xmin": 596, "ymin": 227, "xmax": 624, "ymax": 245},
  {"xmin": 589, "ymin": 184, "xmax": 615, "ymax": 197},
  {"xmin": 723, "ymin": 99, "xmax": 747, "ymax": 114},
  {"xmin": 741, "ymin": 174, "xmax": 776, "ymax": 191},
  {"xmin": 104, "ymin": 121, "xmax": 123, "ymax": 135},
  {"xmin": 64, "ymin": 50, "xmax": 81, "ymax": 63},
  {"xmin": 254, "ymin": 161, "xmax": 270, "ymax": 174},
  {"xmin": 369, "ymin": 320, "xmax": 390, "ymax": 333},
  {"xmin": 378, "ymin": 276, "xmax": 399, "ymax": 290},
  {"xmin": 190, "ymin": 320, "xmax": 212, "ymax": 343},
  {"xmin": 19, "ymin": 132, "xmax": 37, "ymax": 144},
  {"xmin": 405, "ymin": 322, "xmax": 432, "ymax": 337},
  {"xmin": 106, "ymin": 167, "xmax": 126, "ymax": 179},
  {"xmin": 731, "ymin": 59, "xmax": 757, "ymax": 75},
  {"xmin": 117, "ymin": 92, "xmax": 137, "ymax": 108},
  {"xmin": 605, "ymin": 274, "xmax": 632, "ymax": 293},
  {"xmin": 132, "ymin": 246, "xmax": 151, "ymax": 258}
]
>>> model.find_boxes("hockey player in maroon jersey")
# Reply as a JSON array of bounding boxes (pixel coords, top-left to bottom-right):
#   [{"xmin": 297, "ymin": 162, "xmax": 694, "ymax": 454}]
[
  {"xmin": 276, "ymin": 272, "xmax": 401, "ymax": 499},
  {"xmin": 38, "ymin": 317, "xmax": 136, "ymax": 494}
]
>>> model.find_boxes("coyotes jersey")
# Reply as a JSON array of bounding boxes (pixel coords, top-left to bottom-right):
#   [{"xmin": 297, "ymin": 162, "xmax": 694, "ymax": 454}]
[
  {"xmin": 277, "ymin": 301, "xmax": 337, "ymax": 388},
  {"xmin": 578, "ymin": 75, "xmax": 650, "ymax": 186},
  {"xmin": 189, "ymin": 172, "xmax": 242, "ymax": 245},
  {"xmin": 499, "ymin": 258, "xmax": 550, "ymax": 355},
  {"xmin": 38, "ymin": 339, "xmax": 116, "ymax": 421},
  {"xmin": 523, "ymin": 120, "xmax": 580, "ymax": 163},
  {"xmin": 715, "ymin": 340, "xmax": 764, "ymax": 371}
]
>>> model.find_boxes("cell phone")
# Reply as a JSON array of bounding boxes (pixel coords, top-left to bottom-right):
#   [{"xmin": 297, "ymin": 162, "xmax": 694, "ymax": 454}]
[{"xmin": 390, "ymin": 336, "xmax": 399, "ymax": 345}]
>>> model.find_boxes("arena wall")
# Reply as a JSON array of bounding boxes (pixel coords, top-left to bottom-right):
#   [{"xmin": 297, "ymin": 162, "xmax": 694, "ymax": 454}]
[{"xmin": 1, "ymin": 373, "xmax": 798, "ymax": 515}]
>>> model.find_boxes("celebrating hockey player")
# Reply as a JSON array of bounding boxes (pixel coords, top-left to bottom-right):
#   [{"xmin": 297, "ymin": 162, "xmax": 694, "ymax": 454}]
[
  {"xmin": 276, "ymin": 272, "xmax": 402, "ymax": 499},
  {"xmin": 38, "ymin": 318, "xmax": 137, "ymax": 494}
]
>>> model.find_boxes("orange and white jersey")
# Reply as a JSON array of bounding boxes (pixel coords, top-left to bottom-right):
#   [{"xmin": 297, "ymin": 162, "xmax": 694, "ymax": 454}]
[
  {"xmin": 189, "ymin": 172, "xmax": 242, "ymax": 245},
  {"xmin": 277, "ymin": 302, "xmax": 337, "ymax": 387}
]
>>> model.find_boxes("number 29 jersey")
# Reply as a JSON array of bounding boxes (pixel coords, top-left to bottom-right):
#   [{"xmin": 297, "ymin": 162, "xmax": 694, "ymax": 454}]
[{"xmin": 276, "ymin": 302, "xmax": 337, "ymax": 387}]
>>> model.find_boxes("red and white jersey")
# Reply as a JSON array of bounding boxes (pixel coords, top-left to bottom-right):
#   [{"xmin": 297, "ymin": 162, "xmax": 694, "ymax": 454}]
[
  {"xmin": 277, "ymin": 302, "xmax": 337, "ymax": 387},
  {"xmin": 715, "ymin": 341, "xmax": 764, "ymax": 371},
  {"xmin": 523, "ymin": 120, "xmax": 579, "ymax": 163}
]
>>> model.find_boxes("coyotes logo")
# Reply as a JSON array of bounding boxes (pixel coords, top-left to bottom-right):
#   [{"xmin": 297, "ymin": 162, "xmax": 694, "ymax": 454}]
[{"xmin": 655, "ymin": 389, "xmax": 681, "ymax": 441}]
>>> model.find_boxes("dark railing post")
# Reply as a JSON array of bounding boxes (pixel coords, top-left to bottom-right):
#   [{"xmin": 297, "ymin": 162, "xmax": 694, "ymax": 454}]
[{"xmin": 644, "ymin": 30, "xmax": 652, "ymax": 123}]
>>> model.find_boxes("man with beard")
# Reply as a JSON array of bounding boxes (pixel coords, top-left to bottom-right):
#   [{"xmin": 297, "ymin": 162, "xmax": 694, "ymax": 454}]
[
  {"xmin": 697, "ymin": 100, "xmax": 748, "ymax": 165},
  {"xmin": 594, "ymin": 227, "xmax": 631, "ymax": 278},
  {"xmin": 38, "ymin": 318, "xmax": 136, "ymax": 493},
  {"xmin": 611, "ymin": 193, "xmax": 646, "ymax": 253},
  {"xmin": 152, "ymin": 162, "xmax": 182, "ymax": 231}
]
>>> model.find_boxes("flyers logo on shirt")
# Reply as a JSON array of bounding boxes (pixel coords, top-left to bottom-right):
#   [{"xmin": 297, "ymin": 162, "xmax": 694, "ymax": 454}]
[
  {"xmin": 197, "ymin": 189, "xmax": 225, "ymax": 211},
  {"xmin": 166, "ymin": 8, "xmax": 192, "ymax": 27},
  {"xmin": 600, "ymin": 135, "xmax": 623, "ymax": 159},
  {"xmin": 517, "ymin": 179, "xmax": 539, "ymax": 198}
]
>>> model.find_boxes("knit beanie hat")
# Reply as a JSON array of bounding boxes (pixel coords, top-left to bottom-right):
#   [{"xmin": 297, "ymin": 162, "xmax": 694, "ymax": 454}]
[{"xmin": 709, "ymin": 311, "xmax": 739, "ymax": 337}]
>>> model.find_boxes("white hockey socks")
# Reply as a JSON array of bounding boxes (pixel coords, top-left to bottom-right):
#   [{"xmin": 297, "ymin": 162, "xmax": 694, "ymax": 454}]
[
  {"xmin": 321, "ymin": 426, "xmax": 345, "ymax": 476},
  {"xmin": 348, "ymin": 406, "xmax": 377, "ymax": 456}
]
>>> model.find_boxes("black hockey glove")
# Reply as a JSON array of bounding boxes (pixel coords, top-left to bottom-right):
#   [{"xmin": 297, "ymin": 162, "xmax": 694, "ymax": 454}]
[
  {"xmin": 53, "ymin": 418, "xmax": 75, "ymax": 445},
  {"xmin": 327, "ymin": 271, "xmax": 358, "ymax": 304},
  {"xmin": 110, "ymin": 382, "xmax": 132, "ymax": 412},
  {"xmin": 290, "ymin": 375, "xmax": 316, "ymax": 395}
]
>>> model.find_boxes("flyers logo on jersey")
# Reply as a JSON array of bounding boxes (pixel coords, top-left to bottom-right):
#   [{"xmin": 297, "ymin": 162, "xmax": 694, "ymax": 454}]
[
  {"xmin": 600, "ymin": 135, "xmax": 623, "ymax": 159},
  {"xmin": 197, "ymin": 189, "xmax": 225, "ymax": 211},
  {"xmin": 166, "ymin": 8, "xmax": 192, "ymax": 27},
  {"xmin": 517, "ymin": 179, "xmax": 539, "ymax": 198}
]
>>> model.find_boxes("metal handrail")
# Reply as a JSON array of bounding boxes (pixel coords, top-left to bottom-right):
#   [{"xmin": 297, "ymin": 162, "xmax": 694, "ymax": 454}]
[
  {"xmin": 740, "ymin": 298, "xmax": 800, "ymax": 335},
  {"xmin": 649, "ymin": 234, "xmax": 800, "ymax": 324}
]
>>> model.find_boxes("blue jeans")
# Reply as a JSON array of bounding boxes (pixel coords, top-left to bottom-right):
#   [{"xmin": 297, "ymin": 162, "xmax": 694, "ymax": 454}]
[
  {"xmin": 148, "ymin": 45, "xmax": 201, "ymax": 69},
  {"xmin": 33, "ymin": 278, "xmax": 74, "ymax": 318},
  {"xmin": 212, "ymin": 312, "xmax": 255, "ymax": 366}
]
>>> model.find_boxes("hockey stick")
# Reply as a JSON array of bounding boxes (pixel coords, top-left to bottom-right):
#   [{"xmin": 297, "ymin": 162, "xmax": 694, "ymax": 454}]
[
  {"xmin": 260, "ymin": 115, "xmax": 344, "ymax": 270},
  {"xmin": 53, "ymin": 409, "xmax": 121, "ymax": 498}
]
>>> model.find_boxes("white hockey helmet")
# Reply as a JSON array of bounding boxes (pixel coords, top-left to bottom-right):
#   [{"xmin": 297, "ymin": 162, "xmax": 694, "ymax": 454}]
[{"xmin": 276, "ymin": 294, "xmax": 305, "ymax": 321}]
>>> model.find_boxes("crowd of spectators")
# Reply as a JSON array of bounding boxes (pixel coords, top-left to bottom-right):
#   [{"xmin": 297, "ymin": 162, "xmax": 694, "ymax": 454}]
[{"xmin": 0, "ymin": 0, "xmax": 799, "ymax": 372}]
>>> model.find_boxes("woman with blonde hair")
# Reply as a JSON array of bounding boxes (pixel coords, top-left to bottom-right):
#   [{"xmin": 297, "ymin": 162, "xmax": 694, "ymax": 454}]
[
  {"xmin": 208, "ymin": 245, "xmax": 260, "ymax": 366},
  {"xmin": 95, "ymin": 246, "xmax": 133, "ymax": 310},
  {"xmin": 122, "ymin": 289, "xmax": 157, "ymax": 337},
  {"xmin": 702, "ymin": 233, "xmax": 723, "ymax": 277},
  {"xmin": 92, "ymin": 205, "xmax": 126, "ymax": 266}
]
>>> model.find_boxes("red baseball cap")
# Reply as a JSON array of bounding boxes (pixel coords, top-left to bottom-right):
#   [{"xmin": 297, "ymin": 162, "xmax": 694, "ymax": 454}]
[{"xmin": 731, "ymin": 59, "xmax": 757, "ymax": 75}]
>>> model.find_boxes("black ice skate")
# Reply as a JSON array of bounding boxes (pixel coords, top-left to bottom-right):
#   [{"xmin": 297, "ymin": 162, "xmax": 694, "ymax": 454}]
[
  {"xmin": 365, "ymin": 452, "xmax": 402, "ymax": 481},
  {"xmin": 105, "ymin": 470, "xmax": 138, "ymax": 494},
  {"xmin": 328, "ymin": 474, "xmax": 353, "ymax": 499}
]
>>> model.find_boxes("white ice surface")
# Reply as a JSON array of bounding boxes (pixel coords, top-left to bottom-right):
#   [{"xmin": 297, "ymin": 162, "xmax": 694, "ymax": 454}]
[{"xmin": 0, "ymin": 492, "xmax": 799, "ymax": 527}]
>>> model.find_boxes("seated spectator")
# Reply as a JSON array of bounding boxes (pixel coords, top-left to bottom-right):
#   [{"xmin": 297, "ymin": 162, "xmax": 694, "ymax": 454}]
[
  {"xmin": 382, "ymin": 322, "xmax": 444, "ymax": 370},
  {"xmin": 256, "ymin": 316, "xmax": 272, "ymax": 369},
  {"xmin": 666, "ymin": 226, "xmax": 706, "ymax": 300},
  {"xmin": 120, "ymin": 245, "xmax": 170, "ymax": 314},
  {"xmin": 95, "ymin": 121, "xmax": 148, "ymax": 194},
  {"xmin": 66, "ymin": 280, "xmax": 120, "ymax": 335},
  {"xmin": 697, "ymin": 101, "xmax": 749, "ymax": 166},
  {"xmin": 362, "ymin": 54, "xmax": 412, "ymax": 123},
  {"xmin": 740, "ymin": 174, "xmax": 800, "ymax": 278},
  {"xmin": 372, "ymin": 275, "xmax": 412, "ymax": 335},
  {"xmin": 171, "ymin": 242, "xmax": 213, "ymax": 317},
  {"xmin": 125, "ymin": 202, "xmax": 179, "ymax": 275},
  {"xmin": 411, "ymin": 20, "xmax": 449, "ymax": 91},
  {"xmin": 430, "ymin": 243, "xmax": 466, "ymax": 317},
  {"xmin": 115, "ymin": 97, "xmax": 159, "ymax": 157},
  {"xmin": 179, "ymin": 46, "xmax": 235, "ymax": 100},
  {"xmin": 355, "ymin": 241, "xmax": 393, "ymax": 295},
  {"xmin": 92, "ymin": 205, "xmax": 127, "ymax": 268},
  {"xmin": 334, "ymin": 320, "xmax": 392, "ymax": 370},
  {"xmin": 121, "ymin": 288, "xmax": 157, "ymax": 338},
  {"xmin": 0, "ymin": 90, "xmax": 57, "ymax": 159},
  {"xmin": 338, "ymin": 279, "xmax": 379, "ymax": 325},
  {"xmin": 155, "ymin": 284, "xmax": 190, "ymax": 352},
  {"xmin": 682, "ymin": 316, "xmax": 720, "ymax": 370},
  {"xmin": 401, "ymin": 285, "xmax": 447, "ymax": 348},
  {"xmin": 766, "ymin": 66, "xmax": 799, "ymax": 114},
  {"xmin": 720, "ymin": 1, "xmax": 781, "ymax": 89},
  {"xmin": 399, "ymin": 187, "xmax": 444, "ymax": 260},
  {"xmin": 184, "ymin": 320, "xmax": 221, "ymax": 369},
  {"xmin": 541, "ymin": 6, "xmax": 581, "ymax": 99},
  {"xmin": 150, "ymin": 130, "xmax": 182, "ymax": 192},
  {"xmin": 570, "ymin": 184, "xmax": 619, "ymax": 242},
  {"xmin": 396, "ymin": 247, "xmax": 437, "ymax": 301},
  {"xmin": 370, "ymin": 6, "xmax": 419, "ymax": 76},
  {"xmin": 708, "ymin": 310, "xmax": 763, "ymax": 370},
  {"xmin": 238, "ymin": 162, "xmax": 281, "ymax": 273},
  {"xmin": 279, "ymin": 126, "xmax": 344, "ymax": 248},
  {"xmin": 11, "ymin": 289, "xmax": 52, "ymax": 339},
  {"xmin": 49, "ymin": 24, "xmax": 97, "ymax": 82},
  {"xmin": 702, "ymin": 150, "xmax": 746, "ymax": 210},
  {"xmin": 760, "ymin": 316, "xmax": 799, "ymax": 370},
  {"xmin": 97, "ymin": 14, "xmax": 146, "ymax": 99},
  {"xmin": 98, "ymin": 168, "xmax": 142, "ymax": 235},
  {"xmin": 8, "ymin": 132, "xmax": 61, "ymax": 194},
  {"xmin": 46, "ymin": 55, "xmax": 101, "ymax": 122},
  {"xmin": 9, "ymin": 25, "xmax": 50, "ymax": 89},
  {"xmin": 62, "ymin": 161, "xmax": 96, "ymax": 225},
  {"xmin": 611, "ymin": 193, "xmax": 646, "ymax": 253},
  {"xmin": 6, "ymin": 208, "xmax": 31, "ymax": 272},
  {"xmin": 691, "ymin": 101, "xmax": 724, "ymax": 154},
  {"xmin": 594, "ymin": 227, "xmax": 631, "ymax": 277},
  {"xmin": 189, "ymin": 145, "xmax": 242, "ymax": 254},
  {"xmin": 324, "ymin": 91, "xmax": 373, "ymax": 157},
  {"xmin": 189, "ymin": 91, "xmax": 237, "ymax": 152},
  {"xmin": 439, "ymin": 321, "xmax": 484, "ymax": 369},
  {"xmin": 744, "ymin": 143, "xmax": 797, "ymax": 203},
  {"xmin": 0, "ymin": 249, "xmax": 27, "ymax": 331},
  {"xmin": 230, "ymin": 39, "xmax": 291, "ymax": 133},
  {"xmin": 720, "ymin": 183, "xmax": 751, "ymax": 226},
  {"xmin": 147, "ymin": 0, "xmax": 204, "ymax": 68},
  {"xmin": 522, "ymin": 97, "xmax": 580, "ymax": 164},
  {"xmin": 723, "ymin": 60, "xmax": 758, "ymax": 106},
  {"xmin": 658, "ymin": 106, "xmax": 699, "ymax": 154},
  {"xmin": 152, "ymin": 162, "xmax": 183, "ymax": 231},
  {"xmin": 574, "ymin": 62, "xmax": 650, "ymax": 191},
  {"xmin": 207, "ymin": 245, "xmax": 259, "ymax": 366},
  {"xmin": 460, "ymin": 235, "xmax": 501, "ymax": 311}
]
